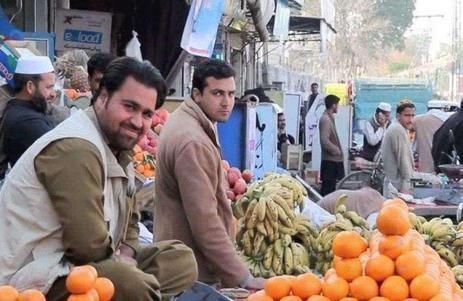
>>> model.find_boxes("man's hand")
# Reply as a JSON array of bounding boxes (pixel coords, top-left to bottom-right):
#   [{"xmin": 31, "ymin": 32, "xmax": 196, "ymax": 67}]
[
  {"xmin": 243, "ymin": 276, "xmax": 266, "ymax": 290},
  {"xmin": 114, "ymin": 244, "xmax": 137, "ymax": 266}
]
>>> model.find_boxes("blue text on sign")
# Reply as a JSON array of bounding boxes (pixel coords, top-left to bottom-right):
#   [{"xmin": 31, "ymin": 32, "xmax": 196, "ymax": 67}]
[{"xmin": 64, "ymin": 29, "xmax": 102, "ymax": 44}]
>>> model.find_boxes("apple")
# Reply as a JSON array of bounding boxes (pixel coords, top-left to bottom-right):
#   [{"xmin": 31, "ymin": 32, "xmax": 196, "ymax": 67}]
[
  {"xmin": 233, "ymin": 178, "xmax": 247, "ymax": 195},
  {"xmin": 241, "ymin": 169, "xmax": 253, "ymax": 183},
  {"xmin": 227, "ymin": 171, "xmax": 240, "ymax": 187}
]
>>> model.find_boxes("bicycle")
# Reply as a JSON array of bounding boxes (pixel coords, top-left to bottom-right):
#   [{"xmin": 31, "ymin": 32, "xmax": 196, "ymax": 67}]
[{"xmin": 336, "ymin": 151, "xmax": 385, "ymax": 193}]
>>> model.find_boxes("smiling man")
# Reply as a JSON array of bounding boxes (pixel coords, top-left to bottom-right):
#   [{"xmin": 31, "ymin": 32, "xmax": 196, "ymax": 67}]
[
  {"xmin": 0, "ymin": 57, "xmax": 197, "ymax": 301},
  {"xmin": 155, "ymin": 59, "xmax": 265, "ymax": 289}
]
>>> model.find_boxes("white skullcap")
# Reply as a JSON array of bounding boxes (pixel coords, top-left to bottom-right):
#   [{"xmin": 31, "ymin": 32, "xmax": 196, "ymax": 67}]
[
  {"xmin": 378, "ymin": 102, "xmax": 392, "ymax": 112},
  {"xmin": 15, "ymin": 55, "xmax": 54, "ymax": 75}
]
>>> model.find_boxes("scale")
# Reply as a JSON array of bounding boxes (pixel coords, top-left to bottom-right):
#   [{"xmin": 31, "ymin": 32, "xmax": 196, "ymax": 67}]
[{"xmin": 412, "ymin": 164, "xmax": 463, "ymax": 205}]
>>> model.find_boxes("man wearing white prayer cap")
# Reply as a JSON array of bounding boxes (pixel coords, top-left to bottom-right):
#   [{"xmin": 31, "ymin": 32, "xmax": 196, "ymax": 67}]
[
  {"xmin": 1, "ymin": 55, "xmax": 56, "ymax": 168},
  {"xmin": 360, "ymin": 102, "xmax": 392, "ymax": 161}
]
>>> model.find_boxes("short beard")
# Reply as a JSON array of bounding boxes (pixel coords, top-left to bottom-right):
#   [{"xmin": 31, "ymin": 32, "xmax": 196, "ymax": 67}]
[{"xmin": 30, "ymin": 92, "xmax": 47, "ymax": 113}]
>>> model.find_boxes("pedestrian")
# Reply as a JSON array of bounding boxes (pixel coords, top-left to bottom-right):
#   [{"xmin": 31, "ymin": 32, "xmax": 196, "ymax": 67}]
[
  {"xmin": 0, "ymin": 57, "xmax": 197, "ymax": 301},
  {"xmin": 2, "ymin": 55, "xmax": 56, "ymax": 168},
  {"xmin": 87, "ymin": 52, "xmax": 116, "ymax": 96},
  {"xmin": 155, "ymin": 59, "xmax": 265, "ymax": 289},
  {"xmin": 381, "ymin": 100, "xmax": 416, "ymax": 196},
  {"xmin": 277, "ymin": 112, "xmax": 295, "ymax": 152},
  {"xmin": 319, "ymin": 94, "xmax": 344, "ymax": 196},
  {"xmin": 361, "ymin": 102, "xmax": 391, "ymax": 161}
]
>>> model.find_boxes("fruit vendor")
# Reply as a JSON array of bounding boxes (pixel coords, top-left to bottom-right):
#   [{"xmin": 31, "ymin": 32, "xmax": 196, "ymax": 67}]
[
  {"xmin": 0, "ymin": 57, "xmax": 197, "ymax": 301},
  {"xmin": 155, "ymin": 59, "xmax": 266, "ymax": 289},
  {"xmin": 2, "ymin": 55, "xmax": 57, "ymax": 168}
]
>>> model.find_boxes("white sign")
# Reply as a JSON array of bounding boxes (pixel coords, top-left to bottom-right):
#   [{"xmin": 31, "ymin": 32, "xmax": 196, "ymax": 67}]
[{"xmin": 55, "ymin": 9, "xmax": 112, "ymax": 53}]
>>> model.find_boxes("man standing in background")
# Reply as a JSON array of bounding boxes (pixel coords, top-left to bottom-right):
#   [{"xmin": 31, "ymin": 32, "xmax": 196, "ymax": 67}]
[
  {"xmin": 361, "ymin": 102, "xmax": 391, "ymax": 161},
  {"xmin": 319, "ymin": 94, "xmax": 344, "ymax": 196}
]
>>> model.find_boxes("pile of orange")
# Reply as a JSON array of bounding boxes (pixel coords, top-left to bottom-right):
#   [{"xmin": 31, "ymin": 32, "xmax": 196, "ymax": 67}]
[
  {"xmin": 247, "ymin": 198, "xmax": 463, "ymax": 301},
  {"xmin": 66, "ymin": 265, "xmax": 115, "ymax": 301},
  {"xmin": 133, "ymin": 145, "xmax": 156, "ymax": 178},
  {"xmin": 0, "ymin": 285, "xmax": 46, "ymax": 301}
]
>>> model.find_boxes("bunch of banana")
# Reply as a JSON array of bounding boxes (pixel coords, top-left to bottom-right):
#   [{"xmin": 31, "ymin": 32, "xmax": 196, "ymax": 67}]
[
  {"xmin": 408, "ymin": 212, "xmax": 427, "ymax": 234},
  {"xmin": 334, "ymin": 195, "xmax": 370, "ymax": 232},
  {"xmin": 452, "ymin": 265, "xmax": 463, "ymax": 288},
  {"xmin": 432, "ymin": 241, "xmax": 459, "ymax": 267},
  {"xmin": 421, "ymin": 217, "xmax": 457, "ymax": 245}
]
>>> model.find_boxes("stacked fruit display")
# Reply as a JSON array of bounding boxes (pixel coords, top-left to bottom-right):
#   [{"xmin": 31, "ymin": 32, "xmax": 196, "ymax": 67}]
[
  {"xmin": 133, "ymin": 145, "xmax": 156, "ymax": 178},
  {"xmin": 222, "ymin": 160, "xmax": 253, "ymax": 202},
  {"xmin": 247, "ymin": 198, "xmax": 463, "ymax": 300},
  {"xmin": 66, "ymin": 265, "xmax": 115, "ymax": 301},
  {"xmin": 311, "ymin": 197, "xmax": 371, "ymax": 275},
  {"xmin": 233, "ymin": 173, "xmax": 316, "ymax": 277},
  {"xmin": 151, "ymin": 108, "xmax": 169, "ymax": 135},
  {"xmin": 0, "ymin": 285, "xmax": 46, "ymax": 301}
]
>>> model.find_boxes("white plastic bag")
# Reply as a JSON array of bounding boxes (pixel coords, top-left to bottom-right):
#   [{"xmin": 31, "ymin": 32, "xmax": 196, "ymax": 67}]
[
  {"xmin": 301, "ymin": 197, "xmax": 335, "ymax": 229},
  {"xmin": 125, "ymin": 31, "xmax": 143, "ymax": 62}
]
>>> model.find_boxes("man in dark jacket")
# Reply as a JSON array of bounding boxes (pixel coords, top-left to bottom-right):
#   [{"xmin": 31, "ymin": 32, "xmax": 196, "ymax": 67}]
[
  {"xmin": 432, "ymin": 100, "xmax": 463, "ymax": 171},
  {"xmin": 3, "ymin": 55, "xmax": 56, "ymax": 167}
]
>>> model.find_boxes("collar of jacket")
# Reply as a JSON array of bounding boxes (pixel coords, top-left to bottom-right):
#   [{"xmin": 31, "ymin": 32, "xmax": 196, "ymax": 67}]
[
  {"xmin": 85, "ymin": 106, "xmax": 133, "ymax": 169},
  {"xmin": 324, "ymin": 110, "xmax": 335, "ymax": 121},
  {"xmin": 182, "ymin": 97, "xmax": 221, "ymax": 148}
]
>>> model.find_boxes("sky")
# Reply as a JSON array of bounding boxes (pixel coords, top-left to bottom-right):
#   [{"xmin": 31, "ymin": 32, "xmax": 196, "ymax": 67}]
[{"xmin": 408, "ymin": 0, "xmax": 455, "ymax": 57}]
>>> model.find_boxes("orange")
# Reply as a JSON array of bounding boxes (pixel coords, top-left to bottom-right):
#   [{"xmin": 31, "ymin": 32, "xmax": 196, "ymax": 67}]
[
  {"xmin": 0, "ymin": 285, "xmax": 19, "ymax": 301},
  {"xmin": 349, "ymin": 276, "xmax": 379, "ymax": 300},
  {"xmin": 264, "ymin": 276, "xmax": 292, "ymax": 300},
  {"xmin": 333, "ymin": 257, "xmax": 363, "ymax": 281},
  {"xmin": 378, "ymin": 235, "xmax": 409, "ymax": 259},
  {"xmin": 403, "ymin": 299, "xmax": 419, "ymax": 301},
  {"xmin": 87, "ymin": 289, "xmax": 99, "ymax": 301},
  {"xmin": 321, "ymin": 275, "xmax": 349, "ymax": 301},
  {"xmin": 395, "ymin": 251, "xmax": 425, "ymax": 281},
  {"xmin": 247, "ymin": 290, "xmax": 273, "ymax": 301},
  {"xmin": 339, "ymin": 298, "xmax": 358, "ymax": 301},
  {"xmin": 17, "ymin": 289, "xmax": 46, "ymax": 301},
  {"xmin": 280, "ymin": 297, "xmax": 302, "ymax": 301},
  {"xmin": 332, "ymin": 231, "xmax": 368, "ymax": 258},
  {"xmin": 134, "ymin": 152, "xmax": 144, "ymax": 161},
  {"xmin": 94, "ymin": 277, "xmax": 114, "ymax": 301},
  {"xmin": 66, "ymin": 266, "xmax": 98, "ymax": 294},
  {"xmin": 133, "ymin": 144, "xmax": 142, "ymax": 153},
  {"xmin": 365, "ymin": 254, "xmax": 395, "ymax": 282},
  {"xmin": 410, "ymin": 274, "xmax": 439, "ymax": 301},
  {"xmin": 382, "ymin": 198, "xmax": 409, "ymax": 212},
  {"xmin": 380, "ymin": 276, "xmax": 409, "ymax": 301},
  {"xmin": 67, "ymin": 293, "xmax": 95, "ymax": 301},
  {"xmin": 376, "ymin": 206, "xmax": 411, "ymax": 235},
  {"xmin": 291, "ymin": 273, "xmax": 322, "ymax": 299},
  {"xmin": 136, "ymin": 164, "xmax": 145, "ymax": 173},
  {"xmin": 369, "ymin": 298, "xmax": 391, "ymax": 301},
  {"xmin": 307, "ymin": 296, "xmax": 331, "ymax": 301}
]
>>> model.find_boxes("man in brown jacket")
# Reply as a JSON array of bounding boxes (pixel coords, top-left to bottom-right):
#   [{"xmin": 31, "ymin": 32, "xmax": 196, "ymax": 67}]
[
  {"xmin": 155, "ymin": 59, "xmax": 265, "ymax": 289},
  {"xmin": 319, "ymin": 94, "xmax": 344, "ymax": 196}
]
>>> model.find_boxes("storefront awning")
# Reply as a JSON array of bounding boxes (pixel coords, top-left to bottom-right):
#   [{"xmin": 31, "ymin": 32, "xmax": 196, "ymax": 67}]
[{"xmin": 268, "ymin": 15, "xmax": 336, "ymax": 37}]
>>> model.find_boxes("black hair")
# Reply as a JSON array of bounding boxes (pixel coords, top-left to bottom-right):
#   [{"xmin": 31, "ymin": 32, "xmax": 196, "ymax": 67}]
[
  {"xmin": 192, "ymin": 59, "xmax": 235, "ymax": 98},
  {"xmin": 396, "ymin": 101, "xmax": 415, "ymax": 114},
  {"xmin": 91, "ymin": 56, "xmax": 167, "ymax": 109},
  {"xmin": 87, "ymin": 52, "xmax": 116, "ymax": 78},
  {"xmin": 311, "ymin": 82, "xmax": 318, "ymax": 88},
  {"xmin": 13, "ymin": 73, "xmax": 42, "ymax": 94},
  {"xmin": 325, "ymin": 94, "xmax": 340, "ymax": 109}
]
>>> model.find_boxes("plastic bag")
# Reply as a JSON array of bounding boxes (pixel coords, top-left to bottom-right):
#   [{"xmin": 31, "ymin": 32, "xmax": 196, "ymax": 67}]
[{"xmin": 125, "ymin": 31, "xmax": 143, "ymax": 61}]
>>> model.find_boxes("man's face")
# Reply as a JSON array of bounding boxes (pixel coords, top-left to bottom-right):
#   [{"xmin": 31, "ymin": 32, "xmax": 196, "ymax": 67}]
[
  {"xmin": 29, "ymin": 72, "xmax": 56, "ymax": 112},
  {"xmin": 383, "ymin": 111, "xmax": 391, "ymax": 121},
  {"xmin": 397, "ymin": 107, "xmax": 416, "ymax": 130},
  {"xmin": 278, "ymin": 115, "xmax": 286, "ymax": 130},
  {"xmin": 94, "ymin": 76, "xmax": 157, "ymax": 151},
  {"xmin": 311, "ymin": 84, "xmax": 318, "ymax": 94},
  {"xmin": 332, "ymin": 103, "xmax": 339, "ymax": 114},
  {"xmin": 89, "ymin": 70, "xmax": 104, "ymax": 95},
  {"xmin": 193, "ymin": 76, "xmax": 235, "ymax": 123}
]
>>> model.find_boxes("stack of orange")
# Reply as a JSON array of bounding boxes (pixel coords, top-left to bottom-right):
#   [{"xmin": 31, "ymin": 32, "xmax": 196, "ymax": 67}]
[
  {"xmin": 133, "ymin": 145, "xmax": 156, "ymax": 178},
  {"xmin": 66, "ymin": 265, "xmax": 115, "ymax": 301},
  {"xmin": 0, "ymin": 285, "xmax": 46, "ymax": 301},
  {"xmin": 247, "ymin": 198, "xmax": 463, "ymax": 301}
]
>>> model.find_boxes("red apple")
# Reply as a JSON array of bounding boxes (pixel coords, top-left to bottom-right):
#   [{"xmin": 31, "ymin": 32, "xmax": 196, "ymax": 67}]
[
  {"xmin": 241, "ymin": 169, "xmax": 253, "ymax": 183},
  {"xmin": 233, "ymin": 178, "xmax": 247, "ymax": 195},
  {"xmin": 227, "ymin": 171, "xmax": 240, "ymax": 187},
  {"xmin": 226, "ymin": 190, "xmax": 235, "ymax": 201}
]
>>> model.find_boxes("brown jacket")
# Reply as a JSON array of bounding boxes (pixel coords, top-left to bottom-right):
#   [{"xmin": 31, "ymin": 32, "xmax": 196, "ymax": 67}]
[
  {"xmin": 154, "ymin": 98, "xmax": 249, "ymax": 287},
  {"xmin": 319, "ymin": 110, "xmax": 343, "ymax": 162}
]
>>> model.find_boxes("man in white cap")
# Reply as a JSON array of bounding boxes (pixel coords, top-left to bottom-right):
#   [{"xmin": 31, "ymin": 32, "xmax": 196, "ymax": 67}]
[
  {"xmin": 361, "ymin": 102, "xmax": 391, "ymax": 161},
  {"xmin": 1, "ymin": 55, "xmax": 56, "ymax": 167}
]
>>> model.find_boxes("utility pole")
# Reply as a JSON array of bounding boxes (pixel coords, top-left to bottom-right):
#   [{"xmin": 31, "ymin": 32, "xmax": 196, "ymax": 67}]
[{"xmin": 451, "ymin": 0, "xmax": 462, "ymax": 102}]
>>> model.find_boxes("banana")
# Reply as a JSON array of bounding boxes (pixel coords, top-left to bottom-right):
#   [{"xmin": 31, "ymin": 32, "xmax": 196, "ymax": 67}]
[
  {"xmin": 453, "ymin": 232, "xmax": 463, "ymax": 247},
  {"xmin": 437, "ymin": 247, "xmax": 458, "ymax": 267},
  {"xmin": 319, "ymin": 229, "xmax": 339, "ymax": 252},
  {"xmin": 294, "ymin": 233, "xmax": 312, "ymax": 250},
  {"xmin": 264, "ymin": 218, "xmax": 275, "ymax": 242},
  {"xmin": 244, "ymin": 199, "xmax": 258, "ymax": 229},
  {"xmin": 272, "ymin": 252, "xmax": 283, "ymax": 275},
  {"xmin": 332, "ymin": 216, "xmax": 354, "ymax": 231},
  {"xmin": 255, "ymin": 221, "xmax": 268, "ymax": 236},
  {"xmin": 242, "ymin": 230, "xmax": 253, "ymax": 257},
  {"xmin": 334, "ymin": 194, "xmax": 348, "ymax": 213},
  {"xmin": 343, "ymin": 211, "xmax": 369, "ymax": 229},
  {"xmin": 252, "ymin": 233, "xmax": 265, "ymax": 257},
  {"xmin": 276, "ymin": 203, "xmax": 294, "ymax": 228},
  {"xmin": 295, "ymin": 215, "xmax": 319, "ymax": 237},
  {"xmin": 271, "ymin": 194, "xmax": 296, "ymax": 219},
  {"xmin": 284, "ymin": 246, "xmax": 294, "ymax": 275},
  {"xmin": 273, "ymin": 239, "xmax": 284, "ymax": 257},
  {"xmin": 263, "ymin": 245, "xmax": 274, "ymax": 270},
  {"xmin": 232, "ymin": 201, "xmax": 245, "ymax": 219},
  {"xmin": 279, "ymin": 224, "xmax": 297, "ymax": 235},
  {"xmin": 257, "ymin": 197, "xmax": 267, "ymax": 222},
  {"xmin": 260, "ymin": 262, "xmax": 272, "ymax": 278}
]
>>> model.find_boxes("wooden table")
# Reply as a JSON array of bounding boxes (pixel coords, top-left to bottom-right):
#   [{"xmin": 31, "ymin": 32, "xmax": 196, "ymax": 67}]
[{"xmin": 408, "ymin": 202, "xmax": 458, "ymax": 217}]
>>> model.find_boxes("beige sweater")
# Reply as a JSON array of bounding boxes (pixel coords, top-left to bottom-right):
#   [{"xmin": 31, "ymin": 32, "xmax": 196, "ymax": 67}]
[{"xmin": 319, "ymin": 110, "xmax": 343, "ymax": 162}]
